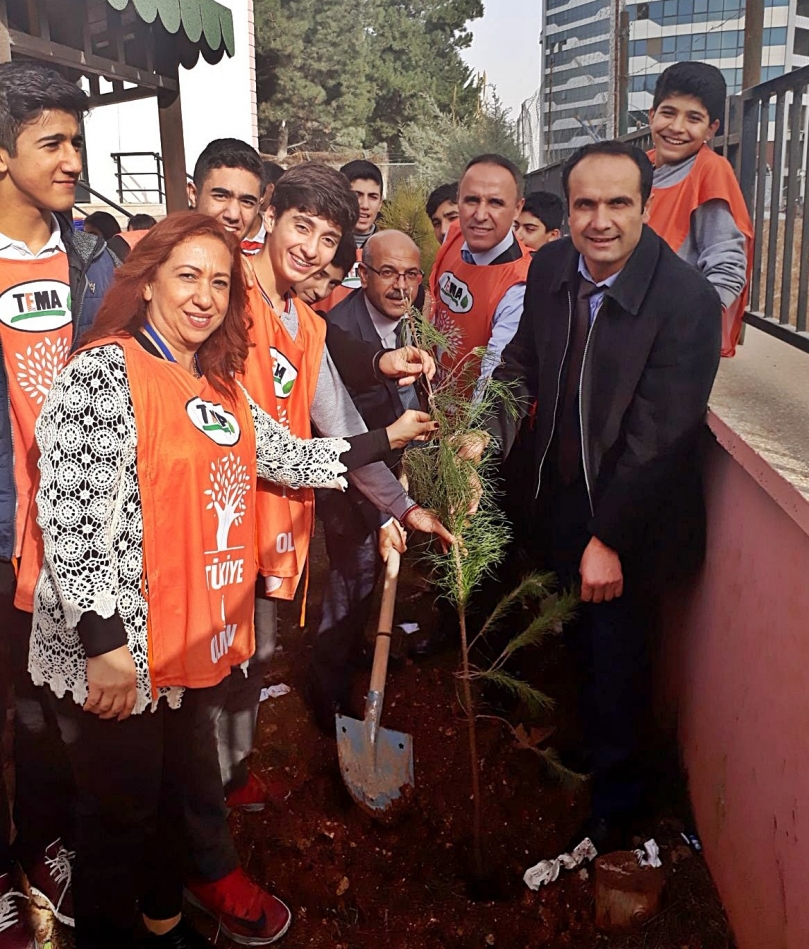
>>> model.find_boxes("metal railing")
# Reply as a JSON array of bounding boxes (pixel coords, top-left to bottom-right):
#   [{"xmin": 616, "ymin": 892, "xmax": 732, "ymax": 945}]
[
  {"xmin": 525, "ymin": 65, "xmax": 809, "ymax": 353},
  {"xmin": 738, "ymin": 65, "xmax": 809, "ymax": 353},
  {"xmin": 74, "ymin": 181, "xmax": 134, "ymax": 220},
  {"xmin": 111, "ymin": 151, "xmax": 165, "ymax": 204}
]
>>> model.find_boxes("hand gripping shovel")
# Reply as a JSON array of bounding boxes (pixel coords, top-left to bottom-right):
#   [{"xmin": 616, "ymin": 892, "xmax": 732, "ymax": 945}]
[{"xmin": 336, "ymin": 548, "xmax": 414, "ymax": 820}]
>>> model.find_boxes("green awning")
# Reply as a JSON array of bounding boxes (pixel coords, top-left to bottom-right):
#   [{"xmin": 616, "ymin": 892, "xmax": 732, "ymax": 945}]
[{"xmin": 105, "ymin": 0, "xmax": 235, "ymax": 58}]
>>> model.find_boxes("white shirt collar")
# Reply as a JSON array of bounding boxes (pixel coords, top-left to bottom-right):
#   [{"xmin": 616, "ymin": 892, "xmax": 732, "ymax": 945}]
[
  {"xmin": 461, "ymin": 230, "xmax": 517, "ymax": 266},
  {"xmin": 0, "ymin": 214, "xmax": 65, "ymax": 260},
  {"xmin": 364, "ymin": 295, "xmax": 400, "ymax": 348}
]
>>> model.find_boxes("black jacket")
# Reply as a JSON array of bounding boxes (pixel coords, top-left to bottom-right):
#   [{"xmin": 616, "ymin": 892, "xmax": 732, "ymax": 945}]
[
  {"xmin": 327, "ymin": 288, "xmax": 421, "ymax": 465},
  {"xmin": 489, "ymin": 225, "xmax": 722, "ymax": 582}
]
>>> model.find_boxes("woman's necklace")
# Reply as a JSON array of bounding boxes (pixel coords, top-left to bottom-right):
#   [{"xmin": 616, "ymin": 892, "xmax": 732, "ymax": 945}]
[{"xmin": 142, "ymin": 323, "xmax": 202, "ymax": 378}]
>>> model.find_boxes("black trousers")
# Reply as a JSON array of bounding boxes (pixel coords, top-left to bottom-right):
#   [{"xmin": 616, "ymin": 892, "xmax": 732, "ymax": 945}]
[
  {"xmin": 307, "ymin": 491, "xmax": 382, "ymax": 722},
  {"xmin": 0, "ymin": 561, "xmax": 74, "ymax": 872},
  {"xmin": 536, "ymin": 476, "xmax": 652, "ymax": 821},
  {"xmin": 51, "ymin": 691, "xmax": 190, "ymax": 948}
]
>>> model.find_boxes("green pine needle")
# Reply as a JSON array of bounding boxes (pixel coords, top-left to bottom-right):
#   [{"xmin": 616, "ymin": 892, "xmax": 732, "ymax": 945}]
[{"xmin": 475, "ymin": 669, "xmax": 556, "ymax": 715}]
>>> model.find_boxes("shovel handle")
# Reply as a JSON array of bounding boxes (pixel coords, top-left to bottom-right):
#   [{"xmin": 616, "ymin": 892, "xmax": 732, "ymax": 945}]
[{"xmin": 368, "ymin": 548, "xmax": 401, "ymax": 695}]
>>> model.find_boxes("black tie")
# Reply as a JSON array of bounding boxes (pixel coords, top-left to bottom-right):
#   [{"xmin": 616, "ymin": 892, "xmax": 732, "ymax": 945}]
[{"xmin": 557, "ymin": 276, "xmax": 597, "ymax": 485}]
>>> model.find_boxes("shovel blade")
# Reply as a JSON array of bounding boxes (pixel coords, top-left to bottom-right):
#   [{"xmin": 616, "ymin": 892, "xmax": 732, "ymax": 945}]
[{"xmin": 336, "ymin": 713, "xmax": 414, "ymax": 819}]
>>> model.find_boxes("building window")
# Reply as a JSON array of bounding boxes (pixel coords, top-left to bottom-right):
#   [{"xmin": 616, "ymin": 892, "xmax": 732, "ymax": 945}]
[
  {"xmin": 796, "ymin": 27, "xmax": 809, "ymax": 57},
  {"xmin": 798, "ymin": 0, "xmax": 809, "ymax": 15}
]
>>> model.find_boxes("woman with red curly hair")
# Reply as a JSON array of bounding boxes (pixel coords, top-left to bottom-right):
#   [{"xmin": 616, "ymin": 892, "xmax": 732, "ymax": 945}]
[{"xmin": 24, "ymin": 213, "xmax": 436, "ymax": 949}]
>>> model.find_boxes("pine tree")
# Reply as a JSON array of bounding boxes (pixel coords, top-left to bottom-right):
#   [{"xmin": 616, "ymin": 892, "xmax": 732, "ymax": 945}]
[{"xmin": 254, "ymin": 0, "xmax": 483, "ymax": 153}]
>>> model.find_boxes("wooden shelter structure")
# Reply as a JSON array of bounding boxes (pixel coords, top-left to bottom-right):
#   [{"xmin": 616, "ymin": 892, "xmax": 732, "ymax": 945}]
[{"xmin": 0, "ymin": 0, "xmax": 235, "ymax": 211}]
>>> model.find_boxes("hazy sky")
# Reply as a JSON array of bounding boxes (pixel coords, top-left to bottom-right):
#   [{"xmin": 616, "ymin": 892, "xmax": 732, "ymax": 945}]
[{"xmin": 461, "ymin": 1, "xmax": 543, "ymax": 120}]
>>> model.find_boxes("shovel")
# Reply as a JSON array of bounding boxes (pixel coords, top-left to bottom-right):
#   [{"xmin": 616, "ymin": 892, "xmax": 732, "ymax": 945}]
[{"xmin": 336, "ymin": 548, "xmax": 414, "ymax": 819}]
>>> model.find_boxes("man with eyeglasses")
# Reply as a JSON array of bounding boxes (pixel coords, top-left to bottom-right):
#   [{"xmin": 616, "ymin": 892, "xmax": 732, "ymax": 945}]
[
  {"xmin": 307, "ymin": 230, "xmax": 428, "ymax": 731},
  {"xmin": 429, "ymin": 153, "xmax": 532, "ymax": 390}
]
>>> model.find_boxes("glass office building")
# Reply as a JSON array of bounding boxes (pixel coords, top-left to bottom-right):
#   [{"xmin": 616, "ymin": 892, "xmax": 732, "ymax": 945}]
[{"xmin": 626, "ymin": 0, "xmax": 802, "ymax": 125}]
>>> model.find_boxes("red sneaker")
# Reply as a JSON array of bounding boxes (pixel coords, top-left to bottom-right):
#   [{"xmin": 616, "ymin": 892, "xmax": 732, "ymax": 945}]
[
  {"xmin": 26, "ymin": 838, "xmax": 75, "ymax": 927},
  {"xmin": 226, "ymin": 771, "xmax": 292, "ymax": 813},
  {"xmin": 0, "ymin": 872, "xmax": 30, "ymax": 949},
  {"xmin": 185, "ymin": 868, "xmax": 291, "ymax": 946}
]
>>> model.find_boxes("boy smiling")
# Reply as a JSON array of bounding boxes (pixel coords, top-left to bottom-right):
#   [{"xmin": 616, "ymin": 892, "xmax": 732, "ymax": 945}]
[{"xmin": 646, "ymin": 62, "xmax": 752, "ymax": 356}]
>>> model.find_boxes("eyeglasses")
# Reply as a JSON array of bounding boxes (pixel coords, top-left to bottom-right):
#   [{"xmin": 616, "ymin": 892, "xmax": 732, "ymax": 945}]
[{"xmin": 361, "ymin": 263, "xmax": 424, "ymax": 283}]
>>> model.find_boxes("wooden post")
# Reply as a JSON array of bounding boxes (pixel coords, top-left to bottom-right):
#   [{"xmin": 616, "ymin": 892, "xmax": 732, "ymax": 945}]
[
  {"xmin": 0, "ymin": 0, "xmax": 11, "ymax": 63},
  {"xmin": 742, "ymin": 0, "xmax": 764, "ymax": 90},
  {"xmin": 158, "ymin": 89, "xmax": 188, "ymax": 213}
]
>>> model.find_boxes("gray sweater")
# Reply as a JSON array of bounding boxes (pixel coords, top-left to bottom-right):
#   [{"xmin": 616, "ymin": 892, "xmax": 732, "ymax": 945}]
[
  {"xmin": 283, "ymin": 300, "xmax": 414, "ymax": 522},
  {"xmin": 653, "ymin": 153, "xmax": 748, "ymax": 309}
]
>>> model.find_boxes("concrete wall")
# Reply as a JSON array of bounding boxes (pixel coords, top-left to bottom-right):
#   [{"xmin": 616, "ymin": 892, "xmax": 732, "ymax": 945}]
[
  {"xmin": 661, "ymin": 411, "xmax": 809, "ymax": 949},
  {"xmin": 82, "ymin": 0, "xmax": 257, "ymax": 206}
]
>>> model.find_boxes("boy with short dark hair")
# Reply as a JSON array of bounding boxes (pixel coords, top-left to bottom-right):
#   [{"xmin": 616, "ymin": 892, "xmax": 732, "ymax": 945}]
[
  {"xmin": 187, "ymin": 137, "xmax": 264, "ymax": 242},
  {"xmin": 318, "ymin": 159, "xmax": 384, "ymax": 311},
  {"xmin": 0, "ymin": 59, "xmax": 121, "ymax": 941},
  {"xmin": 426, "ymin": 182, "xmax": 459, "ymax": 244},
  {"xmin": 514, "ymin": 190, "xmax": 564, "ymax": 252},
  {"xmin": 647, "ymin": 61, "xmax": 753, "ymax": 356}
]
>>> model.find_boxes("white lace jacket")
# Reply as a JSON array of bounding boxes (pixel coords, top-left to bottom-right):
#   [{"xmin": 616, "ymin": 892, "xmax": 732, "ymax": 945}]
[{"xmin": 29, "ymin": 344, "xmax": 350, "ymax": 713}]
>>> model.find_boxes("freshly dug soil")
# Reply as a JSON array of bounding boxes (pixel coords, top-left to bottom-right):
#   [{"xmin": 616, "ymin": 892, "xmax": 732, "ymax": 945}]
[
  {"xmin": 45, "ymin": 531, "xmax": 735, "ymax": 949},
  {"xmin": 200, "ymin": 534, "xmax": 736, "ymax": 949}
]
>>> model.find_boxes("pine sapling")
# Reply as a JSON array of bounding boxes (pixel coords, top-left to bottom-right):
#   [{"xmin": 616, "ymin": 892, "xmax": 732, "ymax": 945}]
[{"xmin": 401, "ymin": 306, "xmax": 578, "ymax": 880}]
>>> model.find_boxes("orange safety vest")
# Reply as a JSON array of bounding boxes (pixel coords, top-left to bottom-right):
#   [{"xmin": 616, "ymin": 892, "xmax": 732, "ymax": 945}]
[
  {"xmin": 93, "ymin": 335, "xmax": 257, "ymax": 690},
  {"xmin": 0, "ymin": 254, "xmax": 71, "ymax": 583},
  {"xmin": 647, "ymin": 146, "xmax": 754, "ymax": 358},
  {"xmin": 429, "ymin": 222, "xmax": 531, "ymax": 384},
  {"xmin": 317, "ymin": 246, "xmax": 362, "ymax": 313},
  {"xmin": 241, "ymin": 283, "xmax": 325, "ymax": 600}
]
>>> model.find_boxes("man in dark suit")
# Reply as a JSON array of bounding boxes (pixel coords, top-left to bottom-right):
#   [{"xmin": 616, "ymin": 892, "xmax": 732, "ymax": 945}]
[
  {"xmin": 307, "ymin": 230, "xmax": 426, "ymax": 731},
  {"xmin": 462, "ymin": 140, "xmax": 722, "ymax": 848}
]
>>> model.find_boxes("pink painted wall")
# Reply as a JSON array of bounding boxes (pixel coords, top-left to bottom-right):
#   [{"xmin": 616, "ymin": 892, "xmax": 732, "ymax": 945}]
[{"xmin": 661, "ymin": 412, "xmax": 809, "ymax": 949}]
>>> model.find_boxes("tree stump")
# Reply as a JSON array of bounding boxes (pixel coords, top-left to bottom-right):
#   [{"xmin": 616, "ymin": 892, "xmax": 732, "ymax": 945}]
[{"xmin": 594, "ymin": 851, "xmax": 666, "ymax": 934}]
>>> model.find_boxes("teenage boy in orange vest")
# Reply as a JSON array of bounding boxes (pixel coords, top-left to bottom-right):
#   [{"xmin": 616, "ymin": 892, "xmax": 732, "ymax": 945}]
[
  {"xmin": 317, "ymin": 159, "xmax": 384, "ymax": 312},
  {"xmin": 514, "ymin": 190, "xmax": 564, "ymax": 252},
  {"xmin": 186, "ymin": 161, "xmax": 449, "ymax": 945},
  {"xmin": 429, "ymin": 154, "xmax": 532, "ymax": 389},
  {"xmin": 647, "ymin": 62, "xmax": 753, "ymax": 357},
  {"xmin": 0, "ymin": 62, "xmax": 122, "ymax": 940}
]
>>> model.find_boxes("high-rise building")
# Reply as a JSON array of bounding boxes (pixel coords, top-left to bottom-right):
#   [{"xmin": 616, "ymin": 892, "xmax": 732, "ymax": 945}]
[{"xmin": 541, "ymin": 0, "xmax": 617, "ymax": 164}]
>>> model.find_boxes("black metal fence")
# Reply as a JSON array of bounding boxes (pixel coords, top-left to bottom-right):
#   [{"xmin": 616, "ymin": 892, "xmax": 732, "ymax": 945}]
[
  {"xmin": 524, "ymin": 65, "xmax": 809, "ymax": 353},
  {"xmin": 111, "ymin": 151, "xmax": 165, "ymax": 204},
  {"xmin": 738, "ymin": 65, "xmax": 809, "ymax": 353}
]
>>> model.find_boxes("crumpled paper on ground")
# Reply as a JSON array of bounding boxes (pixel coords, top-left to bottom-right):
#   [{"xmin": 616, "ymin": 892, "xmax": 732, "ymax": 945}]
[
  {"xmin": 523, "ymin": 837, "xmax": 598, "ymax": 890},
  {"xmin": 634, "ymin": 838, "xmax": 662, "ymax": 868},
  {"xmin": 259, "ymin": 683, "xmax": 291, "ymax": 702}
]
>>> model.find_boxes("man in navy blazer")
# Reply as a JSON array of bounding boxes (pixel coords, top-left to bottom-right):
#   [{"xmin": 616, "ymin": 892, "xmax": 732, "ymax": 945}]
[{"xmin": 307, "ymin": 230, "xmax": 427, "ymax": 731}]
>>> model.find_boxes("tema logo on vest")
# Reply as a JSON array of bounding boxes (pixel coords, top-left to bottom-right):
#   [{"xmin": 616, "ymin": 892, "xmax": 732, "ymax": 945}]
[
  {"xmin": 438, "ymin": 272, "xmax": 474, "ymax": 314},
  {"xmin": 270, "ymin": 347, "xmax": 298, "ymax": 399},
  {"xmin": 0, "ymin": 280, "xmax": 71, "ymax": 332},
  {"xmin": 186, "ymin": 397, "xmax": 241, "ymax": 446}
]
